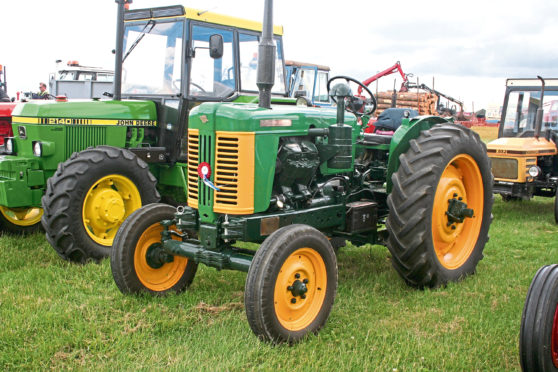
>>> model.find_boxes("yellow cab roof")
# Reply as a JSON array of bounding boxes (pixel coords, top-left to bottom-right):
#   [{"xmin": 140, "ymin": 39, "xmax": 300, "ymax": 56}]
[{"xmin": 125, "ymin": 6, "xmax": 283, "ymax": 36}]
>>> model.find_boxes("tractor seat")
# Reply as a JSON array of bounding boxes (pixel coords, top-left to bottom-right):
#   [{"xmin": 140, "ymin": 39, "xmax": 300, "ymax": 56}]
[{"xmin": 360, "ymin": 132, "xmax": 393, "ymax": 145}]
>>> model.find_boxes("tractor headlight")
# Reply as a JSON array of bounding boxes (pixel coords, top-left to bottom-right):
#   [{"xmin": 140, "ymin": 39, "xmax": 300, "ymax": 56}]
[
  {"xmin": 33, "ymin": 141, "xmax": 42, "ymax": 157},
  {"xmin": 528, "ymin": 166, "xmax": 541, "ymax": 178},
  {"xmin": 32, "ymin": 141, "xmax": 55, "ymax": 157},
  {"xmin": 4, "ymin": 137, "xmax": 15, "ymax": 154}
]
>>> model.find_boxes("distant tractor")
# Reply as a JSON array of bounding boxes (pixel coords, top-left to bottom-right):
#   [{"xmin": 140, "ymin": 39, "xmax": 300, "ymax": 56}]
[
  {"xmin": 486, "ymin": 77, "xmax": 558, "ymax": 223},
  {"xmin": 285, "ymin": 60, "xmax": 331, "ymax": 107},
  {"xmin": 111, "ymin": 0, "xmax": 494, "ymax": 343},
  {"xmin": 1, "ymin": 3, "xmax": 290, "ymax": 255}
]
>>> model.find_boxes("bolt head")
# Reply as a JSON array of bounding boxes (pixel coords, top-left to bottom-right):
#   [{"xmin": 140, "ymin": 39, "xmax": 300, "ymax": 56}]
[
  {"xmin": 301, "ymin": 294, "xmax": 306, "ymax": 299},
  {"xmin": 294, "ymin": 273, "xmax": 300, "ymax": 279},
  {"xmin": 291, "ymin": 298, "xmax": 297, "ymax": 304},
  {"xmin": 303, "ymin": 279, "xmax": 309, "ymax": 284}
]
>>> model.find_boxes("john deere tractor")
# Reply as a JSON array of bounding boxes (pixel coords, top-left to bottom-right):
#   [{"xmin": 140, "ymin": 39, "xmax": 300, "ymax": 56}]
[
  {"xmin": 110, "ymin": 0, "xmax": 494, "ymax": 343},
  {"xmin": 486, "ymin": 77, "xmax": 558, "ymax": 223},
  {"xmin": 1, "ymin": 2, "xmax": 290, "ymax": 260}
]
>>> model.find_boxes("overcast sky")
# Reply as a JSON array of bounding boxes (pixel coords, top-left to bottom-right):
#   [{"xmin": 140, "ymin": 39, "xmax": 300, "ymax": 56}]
[{"xmin": 2, "ymin": 0, "xmax": 557, "ymax": 112}]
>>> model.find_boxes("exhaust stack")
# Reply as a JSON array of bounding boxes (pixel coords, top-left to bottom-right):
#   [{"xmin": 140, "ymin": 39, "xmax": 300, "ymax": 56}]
[
  {"xmin": 256, "ymin": 0, "xmax": 275, "ymax": 109},
  {"xmin": 534, "ymin": 75, "xmax": 546, "ymax": 140},
  {"xmin": 113, "ymin": 0, "xmax": 128, "ymax": 101}
]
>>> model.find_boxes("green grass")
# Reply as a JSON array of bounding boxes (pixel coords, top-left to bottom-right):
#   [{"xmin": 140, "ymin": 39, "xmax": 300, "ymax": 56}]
[{"xmin": 1, "ymin": 197, "xmax": 556, "ymax": 371}]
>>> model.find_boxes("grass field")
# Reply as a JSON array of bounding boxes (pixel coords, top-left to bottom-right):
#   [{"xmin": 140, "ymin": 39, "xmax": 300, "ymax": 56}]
[{"xmin": 2, "ymin": 125, "xmax": 556, "ymax": 371}]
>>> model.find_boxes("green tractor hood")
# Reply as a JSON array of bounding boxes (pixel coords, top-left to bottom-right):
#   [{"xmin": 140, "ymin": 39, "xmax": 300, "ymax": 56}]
[{"xmin": 12, "ymin": 99, "xmax": 157, "ymax": 122}]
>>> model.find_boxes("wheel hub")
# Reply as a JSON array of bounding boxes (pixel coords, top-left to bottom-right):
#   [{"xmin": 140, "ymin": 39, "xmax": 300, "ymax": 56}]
[
  {"xmin": 446, "ymin": 193, "xmax": 474, "ymax": 226},
  {"xmin": 94, "ymin": 189, "xmax": 126, "ymax": 223},
  {"xmin": 145, "ymin": 243, "xmax": 174, "ymax": 269},
  {"xmin": 287, "ymin": 274, "xmax": 309, "ymax": 303}
]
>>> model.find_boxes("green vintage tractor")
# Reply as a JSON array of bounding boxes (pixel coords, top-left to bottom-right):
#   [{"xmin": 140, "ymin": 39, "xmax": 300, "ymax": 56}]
[
  {"xmin": 1, "ymin": 2, "xmax": 290, "ymax": 261},
  {"xmin": 110, "ymin": 0, "xmax": 494, "ymax": 343}
]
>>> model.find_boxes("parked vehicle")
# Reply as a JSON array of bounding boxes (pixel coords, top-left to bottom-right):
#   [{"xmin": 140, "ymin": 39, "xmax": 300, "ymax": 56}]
[
  {"xmin": 2, "ymin": 2, "xmax": 290, "ymax": 252},
  {"xmin": 486, "ymin": 77, "xmax": 558, "ymax": 223},
  {"xmin": 111, "ymin": 0, "xmax": 493, "ymax": 343}
]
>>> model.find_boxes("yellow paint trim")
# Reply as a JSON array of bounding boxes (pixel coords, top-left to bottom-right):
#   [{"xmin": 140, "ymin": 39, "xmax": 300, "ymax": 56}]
[
  {"xmin": 187, "ymin": 129, "xmax": 199, "ymax": 209},
  {"xmin": 12, "ymin": 116, "xmax": 157, "ymax": 127},
  {"xmin": 213, "ymin": 131, "xmax": 255, "ymax": 214},
  {"xmin": 125, "ymin": 7, "xmax": 283, "ymax": 35}
]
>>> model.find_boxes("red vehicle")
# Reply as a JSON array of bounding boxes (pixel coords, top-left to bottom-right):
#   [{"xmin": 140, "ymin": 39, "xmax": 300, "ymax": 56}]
[{"xmin": 0, "ymin": 65, "xmax": 14, "ymax": 146}]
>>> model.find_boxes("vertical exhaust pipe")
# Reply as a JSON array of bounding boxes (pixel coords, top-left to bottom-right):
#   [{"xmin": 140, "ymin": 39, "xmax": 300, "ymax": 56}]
[
  {"xmin": 534, "ymin": 76, "xmax": 546, "ymax": 140},
  {"xmin": 113, "ymin": 0, "xmax": 127, "ymax": 101},
  {"xmin": 257, "ymin": 0, "xmax": 275, "ymax": 109}
]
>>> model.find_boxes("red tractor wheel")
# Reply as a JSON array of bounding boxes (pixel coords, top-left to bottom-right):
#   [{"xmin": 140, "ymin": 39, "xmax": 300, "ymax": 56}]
[{"xmin": 520, "ymin": 264, "xmax": 558, "ymax": 371}]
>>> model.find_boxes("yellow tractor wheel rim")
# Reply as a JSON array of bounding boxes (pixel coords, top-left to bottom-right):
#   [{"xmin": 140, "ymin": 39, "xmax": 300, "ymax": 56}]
[
  {"xmin": 432, "ymin": 154, "xmax": 484, "ymax": 269},
  {"xmin": 82, "ymin": 174, "xmax": 141, "ymax": 246},
  {"xmin": 0, "ymin": 206, "xmax": 43, "ymax": 227},
  {"xmin": 274, "ymin": 247, "xmax": 327, "ymax": 331},
  {"xmin": 133, "ymin": 223, "xmax": 188, "ymax": 292}
]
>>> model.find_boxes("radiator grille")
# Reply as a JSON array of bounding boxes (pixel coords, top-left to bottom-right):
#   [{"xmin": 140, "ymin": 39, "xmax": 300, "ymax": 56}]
[
  {"xmin": 491, "ymin": 158, "xmax": 518, "ymax": 180},
  {"xmin": 214, "ymin": 135, "xmax": 240, "ymax": 206},
  {"xmin": 187, "ymin": 129, "xmax": 213, "ymax": 209},
  {"xmin": 65, "ymin": 126, "xmax": 107, "ymax": 158}
]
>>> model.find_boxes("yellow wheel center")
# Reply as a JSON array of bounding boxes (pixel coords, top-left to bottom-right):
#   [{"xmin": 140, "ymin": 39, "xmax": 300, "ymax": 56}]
[
  {"xmin": 82, "ymin": 174, "xmax": 141, "ymax": 246},
  {"xmin": 0, "ymin": 206, "xmax": 43, "ymax": 227},
  {"xmin": 274, "ymin": 248, "xmax": 327, "ymax": 331},
  {"xmin": 432, "ymin": 154, "xmax": 483, "ymax": 270}
]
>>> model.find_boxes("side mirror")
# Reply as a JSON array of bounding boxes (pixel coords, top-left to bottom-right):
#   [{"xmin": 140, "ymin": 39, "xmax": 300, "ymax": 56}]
[{"xmin": 209, "ymin": 34, "xmax": 223, "ymax": 59}]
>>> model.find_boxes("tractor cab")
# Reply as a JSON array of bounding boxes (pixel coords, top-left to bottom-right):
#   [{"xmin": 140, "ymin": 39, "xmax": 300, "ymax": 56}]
[
  {"xmin": 120, "ymin": 6, "xmax": 288, "ymax": 162},
  {"xmin": 285, "ymin": 60, "xmax": 331, "ymax": 107},
  {"xmin": 487, "ymin": 78, "xmax": 558, "ymax": 201}
]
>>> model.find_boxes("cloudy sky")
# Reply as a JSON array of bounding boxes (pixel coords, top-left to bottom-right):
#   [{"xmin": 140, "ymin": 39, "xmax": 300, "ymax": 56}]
[{"xmin": 2, "ymin": 0, "xmax": 557, "ymax": 111}]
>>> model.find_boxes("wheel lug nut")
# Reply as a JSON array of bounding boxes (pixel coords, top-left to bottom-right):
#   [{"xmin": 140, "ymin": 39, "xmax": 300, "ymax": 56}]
[
  {"xmin": 453, "ymin": 193, "xmax": 458, "ymax": 197},
  {"xmin": 303, "ymin": 279, "xmax": 309, "ymax": 284},
  {"xmin": 451, "ymin": 225, "xmax": 456, "ymax": 230},
  {"xmin": 295, "ymin": 273, "xmax": 300, "ymax": 279},
  {"xmin": 458, "ymin": 197, "xmax": 463, "ymax": 201},
  {"xmin": 301, "ymin": 294, "xmax": 306, "ymax": 299},
  {"xmin": 291, "ymin": 298, "xmax": 296, "ymax": 304},
  {"xmin": 287, "ymin": 286, "xmax": 293, "ymax": 291}
]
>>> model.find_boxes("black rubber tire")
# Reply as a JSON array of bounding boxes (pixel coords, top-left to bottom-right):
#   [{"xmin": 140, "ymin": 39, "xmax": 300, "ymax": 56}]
[
  {"xmin": 245, "ymin": 224, "xmax": 338, "ymax": 344},
  {"xmin": 386, "ymin": 123, "xmax": 493, "ymax": 288},
  {"xmin": 520, "ymin": 264, "xmax": 558, "ymax": 371},
  {"xmin": 0, "ymin": 207, "xmax": 43, "ymax": 235},
  {"xmin": 41, "ymin": 146, "xmax": 160, "ymax": 263},
  {"xmin": 111, "ymin": 203, "xmax": 198, "ymax": 295}
]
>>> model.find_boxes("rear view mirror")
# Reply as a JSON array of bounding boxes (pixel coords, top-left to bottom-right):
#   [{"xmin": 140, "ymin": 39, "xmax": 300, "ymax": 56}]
[{"xmin": 209, "ymin": 34, "xmax": 223, "ymax": 59}]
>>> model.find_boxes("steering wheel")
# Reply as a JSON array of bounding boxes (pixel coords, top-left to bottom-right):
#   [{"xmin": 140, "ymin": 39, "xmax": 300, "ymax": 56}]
[
  {"xmin": 327, "ymin": 75, "xmax": 377, "ymax": 116},
  {"xmin": 189, "ymin": 82, "xmax": 206, "ymax": 94}
]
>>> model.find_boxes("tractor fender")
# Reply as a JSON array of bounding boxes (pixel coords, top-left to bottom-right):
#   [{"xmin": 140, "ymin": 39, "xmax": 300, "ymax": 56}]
[{"xmin": 386, "ymin": 115, "xmax": 450, "ymax": 193}]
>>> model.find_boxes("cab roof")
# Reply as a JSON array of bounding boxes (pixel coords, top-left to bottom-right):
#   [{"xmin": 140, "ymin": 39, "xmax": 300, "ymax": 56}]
[{"xmin": 125, "ymin": 5, "xmax": 283, "ymax": 36}]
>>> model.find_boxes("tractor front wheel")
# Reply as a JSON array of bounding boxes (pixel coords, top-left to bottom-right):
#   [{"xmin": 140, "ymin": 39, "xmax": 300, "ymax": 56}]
[
  {"xmin": 520, "ymin": 264, "xmax": 558, "ymax": 371},
  {"xmin": 0, "ymin": 206, "xmax": 43, "ymax": 234},
  {"xmin": 386, "ymin": 123, "xmax": 493, "ymax": 288},
  {"xmin": 111, "ymin": 203, "xmax": 198, "ymax": 295},
  {"xmin": 245, "ymin": 224, "xmax": 337, "ymax": 343},
  {"xmin": 41, "ymin": 146, "xmax": 160, "ymax": 263}
]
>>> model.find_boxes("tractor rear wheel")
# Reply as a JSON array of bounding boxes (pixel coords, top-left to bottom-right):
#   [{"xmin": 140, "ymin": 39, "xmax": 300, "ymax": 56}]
[
  {"xmin": 0, "ymin": 206, "xmax": 43, "ymax": 234},
  {"xmin": 41, "ymin": 146, "xmax": 160, "ymax": 263},
  {"xmin": 386, "ymin": 124, "xmax": 493, "ymax": 288},
  {"xmin": 245, "ymin": 224, "xmax": 337, "ymax": 343},
  {"xmin": 520, "ymin": 264, "xmax": 558, "ymax": 371},
  {"xmin": 111, "ymin": 203, "xmax": 198, "ymax": 295}
]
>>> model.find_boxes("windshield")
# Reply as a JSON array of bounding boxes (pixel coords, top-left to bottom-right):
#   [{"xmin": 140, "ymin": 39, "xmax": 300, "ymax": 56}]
[
  {"xmin": 122, "ymin": 20, "xmax": 184, "ymax": 95},
  {"xmin": 501, "ymin": 89, "xmax": 558, "ymax": 137},
  {"xmin": 238, "ymin": 33, "xmax": 286, "ymax": 94}
]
